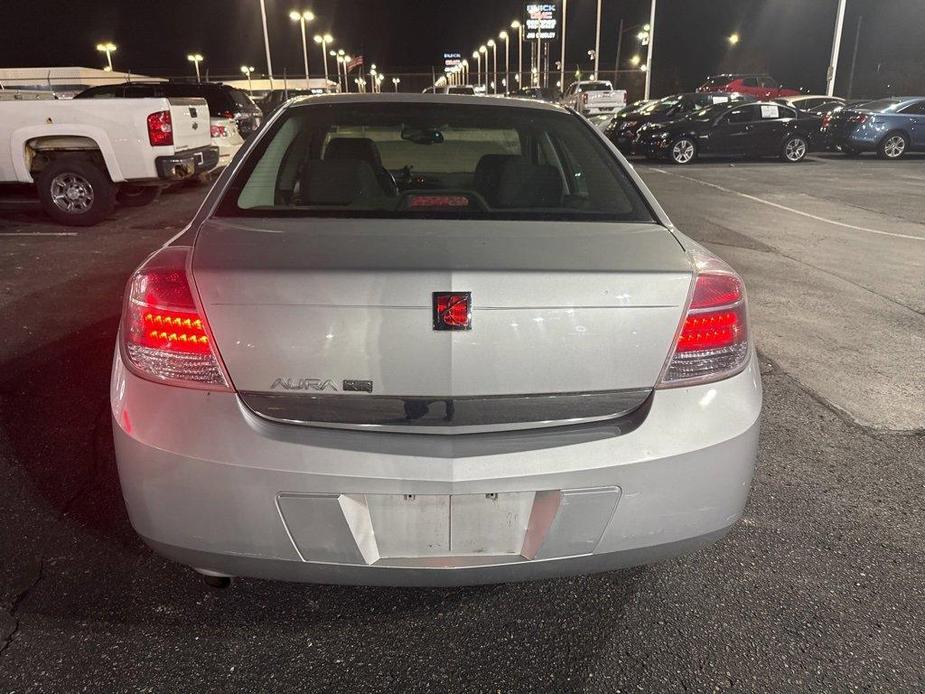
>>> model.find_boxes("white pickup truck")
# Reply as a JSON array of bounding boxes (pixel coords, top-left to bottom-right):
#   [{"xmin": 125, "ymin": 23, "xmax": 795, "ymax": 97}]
[
  {"xmin": 0, "ymin": 97, "xmax": 218, "ymax": 225},
  {"xmin": 561, "ymin": 80, "xmax": 627, "ymax": 117}
]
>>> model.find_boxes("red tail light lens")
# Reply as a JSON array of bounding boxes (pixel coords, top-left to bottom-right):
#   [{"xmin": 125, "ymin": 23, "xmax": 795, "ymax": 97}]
[
  {"xmin": 210, "ymin": 124, "xmax": 228, "ymax": 138},
  {"xmin": 121, "ymin": 247, "xmax": 229, "ymax": 388},
  {"xmin": 847, "ymin": 113, "xmax": 869, "ymax": 124},
  {"xmin": 147, "ymin": 110, "xmax": 173, "ymax": 147},
  {"xmin": 660, "ymin": 259, "xmax": 750, "ymax": 387}
]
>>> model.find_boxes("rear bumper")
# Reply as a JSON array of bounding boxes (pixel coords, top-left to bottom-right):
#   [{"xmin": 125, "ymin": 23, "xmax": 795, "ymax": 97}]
[
  {"xmin": 155, "ymin": 145, "xmax": 220, "ymax": 180},
  {"xmin": 111, "ymin": 351, "xmax": 762, "ymax": 586}
]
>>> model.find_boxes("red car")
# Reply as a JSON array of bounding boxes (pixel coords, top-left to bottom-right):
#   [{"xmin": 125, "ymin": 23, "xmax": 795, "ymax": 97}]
[{"xmin": 697, "ymin": 74, "xmax": 801, "ymax": 100}]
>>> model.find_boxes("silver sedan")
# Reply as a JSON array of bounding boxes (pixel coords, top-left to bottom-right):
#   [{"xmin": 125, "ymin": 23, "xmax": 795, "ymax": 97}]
[{"xmin": 111, "ymin": 94, "xmax": 761, "ymax": 586}]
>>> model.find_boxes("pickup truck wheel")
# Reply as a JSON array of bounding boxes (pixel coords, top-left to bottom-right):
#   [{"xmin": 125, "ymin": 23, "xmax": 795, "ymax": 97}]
[
  {"xmin": 117, "ymin": 185, "xmax": 161, "ymax": 207},
  {"xmin": 37, "ymin": 157, "xmax": 115, "ymax": 226},
  {"xmin": 877, "ymin": 132, "xmax": 908, "ymax": 160},
  {"xmin": 781, "ymin": 135, "xmax": 808, "ymax": 162},
  {"xmin": 669, "ymin": 138, "xmax": 697, "ymax": 165}
]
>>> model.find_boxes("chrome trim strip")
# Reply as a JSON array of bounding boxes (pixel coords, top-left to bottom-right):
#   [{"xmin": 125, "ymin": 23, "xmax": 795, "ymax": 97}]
[{"xmin": 239, "ymin": 389, "xmax": 653, "ymax": 435}]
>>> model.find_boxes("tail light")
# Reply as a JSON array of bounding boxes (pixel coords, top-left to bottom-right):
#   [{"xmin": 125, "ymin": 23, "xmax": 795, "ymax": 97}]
[
  {"xmin": 848, "ymin": 113, "xmax": 869, "ymax": 124},
  {"xmin": 210, "ymin": 124, "xmax": 228, "ymax": 138},
  {"xmin": 581, "ymin": 92, "xmax": 589, "ymax": 106},
  {"xmin": 147, "ymin": 110, "xmax": 173, "ymax": 147},
  {"xmin": 120, "ymin": 247, "xmax": 229, "ymax": 389},
  {"xmin": 659, "ymin": 252, "xmax": 750, "ymax": 387}
]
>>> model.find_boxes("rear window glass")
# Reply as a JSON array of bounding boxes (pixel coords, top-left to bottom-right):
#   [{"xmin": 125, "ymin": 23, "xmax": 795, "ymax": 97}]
[
  {"xmin": 164, "ymin": 85, "xmax": 234, "ymax": 115},
  {"xmin": 216, "ymin": 102, "xmax": 652, "ymax": 222},
  {"xmin": 447, "ymin": 86, "xmax": 476, "ymax": 95},
  {"xmin": 580, "ymin": 82, "xmax": 612, "ymax": 92},
  {"xmin": 861, "ymin": 99, "xmax": 902, "ymax": 112}
]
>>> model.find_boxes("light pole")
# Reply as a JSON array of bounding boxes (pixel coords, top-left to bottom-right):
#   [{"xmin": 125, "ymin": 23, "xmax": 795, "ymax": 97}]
[
  {"xmin": 593, "ymin": 0, "xmax": 602, "ymax": 79},
  {"xmin": 343, "ymin": 54, "xmax": 353, "ymax": 92},
  {"xmin": 826, "ymin": 0, "xmax": 847, "ymax": 96},
  {"xmin": 511, "ymin": 20, "xmax": 523, "ymax": 89},
  {"xmin": 487, "ymin": 39, "xmax": 497, "ymax": 94},
  {"xmin": 240, "ymin": 65, "xmax": 256, "ymax": 93},
  {"xmin": 392, "ymin": 77, "xmax": 401, "ymax": 92},
  {"xmin": 479, "ymin": 45, "xmax": 488, "ymax": 91},
  {"xmin": 258, "ymin": 0, "xmax": 275, "ymax": 89},
  {"xmin": 187, "ymin": 53, "xmax": 204, "ymax": 82},
  {"xmin": 96, "ymin": 42, "xmax": 116, "ymax": 72},
  {"xmin": 314, "ymin": 34, "xmax": 333, "ymax": 84},
  {"xmin": 473, "ymin": 52, "xmax": 481, "ymax": 91},
  {"xmin": 500, "ymin": 31, "xmax": 510, "ymax": 94},
  {"xmin": 559, "ymin": 0, "xmax": 567, "ymax": 94},
  {"xmin": 643, "ymin": 0, "xmax": 657, "ymax": 99},
  {"xmin": 289, "ymin": 10, "xmax": 315, "ymax": 83}
]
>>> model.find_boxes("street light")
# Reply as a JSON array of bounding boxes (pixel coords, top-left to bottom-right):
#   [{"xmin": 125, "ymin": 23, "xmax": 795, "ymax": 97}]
[
  {"xmin": 472, "ymin": 51, "xmax": 481, "ymax": 92},
  {"xmin": 728, "ymin": 33, "xmax": 740, "ymax": 46},
  {"xmin": 511, "ymin": 20, "xmax": 523, "ymax": 89},
  {"xmin": 96, "ymin": 42, "xmax": 116, "ymax": 72},
  {"xmin": 487, "ymin": 39, "xmax": 497, "ymax": 94},
  {"xmin": 479, "ymin": 45, "xmax": 487, "ymax": 92},
  {"xmin": 314, "ymin": 34, "xmax": 333, "ymax": 84},
  {"xmin": 629, "ymin": 54, "xmax": 641, "ymax": 67},
  {"xmin": 240, "ymin": 65, "xmax": 256, "ymax": 93},
  {"xmin": 289, "ymin": 10, "xmax": 315, "ymax": 83},
  {"xmin": 392, "ymin": 77, "xmax": 401, "ymax": 92},
  {"xmin": 499, "ymin": 31, "xmax": 510, "ymax": 94},
  {"xmin": 258, "ymin": 0, "xmax": 275, "ymax": 89},
  {"xmin": 187, "ymin": 53, "xmax": 204, "ymax": 82},
  {"xmin": 643, "ymin": 0, "xmax": 656, "ymax": 100}
]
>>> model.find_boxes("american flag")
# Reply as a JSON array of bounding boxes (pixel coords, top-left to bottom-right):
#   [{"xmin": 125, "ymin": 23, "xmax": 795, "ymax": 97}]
[{"xmin": 347, "ymin": 55, "xmax": 364, "ymax": 72}]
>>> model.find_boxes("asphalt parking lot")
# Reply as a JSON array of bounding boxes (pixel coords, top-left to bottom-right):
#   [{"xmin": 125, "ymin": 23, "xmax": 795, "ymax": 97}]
[{"xmin": 1, "ymin": 154, "xmax": 923, "ymax": 692}]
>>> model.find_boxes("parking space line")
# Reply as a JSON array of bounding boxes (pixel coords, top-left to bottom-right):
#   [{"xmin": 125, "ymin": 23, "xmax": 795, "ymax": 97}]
[
  {"xmin": 0, "ymin": 232, "xmax": 79, "ymax": 237},
  {"xmin": 650, "ymin": 168, "xmax": 925, "ymax": 243}
]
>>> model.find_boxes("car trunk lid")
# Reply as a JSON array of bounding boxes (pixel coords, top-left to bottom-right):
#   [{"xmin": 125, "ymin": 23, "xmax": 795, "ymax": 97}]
[{"xmin": 191, "ymin": 217, "xmax": 692, "ymax": 430}]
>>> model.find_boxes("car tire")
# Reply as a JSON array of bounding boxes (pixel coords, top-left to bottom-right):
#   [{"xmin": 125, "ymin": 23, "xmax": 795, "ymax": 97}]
[
  {"xmin": 877, "ymin": 131, "xmax": 908, "ymax": 160},
  {"xmin": 116, "ymin": 185, "xmax": 161, "ymax": 207},
  {"xmin": 36, "ymin": 156, "xmax": 116, "ymax": 227},
  {"xmin": 781, "ymin": 134, "xmax": 808, "ymax": 163},
  {"xmin": 669, "ymin": 138, "xmax": 697, "ymax": 165}
]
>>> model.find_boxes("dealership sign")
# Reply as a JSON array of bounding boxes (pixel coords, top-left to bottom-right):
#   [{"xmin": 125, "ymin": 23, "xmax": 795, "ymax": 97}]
[
  {"xmin": 443, "ymin": 52, "xmax": 462, "ymax": 72},
  {"xmin": 525, "ymin": 3, "xmax": 558, "ymax": 40}
]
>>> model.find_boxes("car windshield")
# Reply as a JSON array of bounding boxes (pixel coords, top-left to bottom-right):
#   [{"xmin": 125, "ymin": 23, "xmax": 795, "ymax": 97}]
[
  {"xmin": 447, "ymin": 86, "xmax": 475, "ymax": 95},
  {"xmin": 216, "ymin": 102, "xmax": 653, "ymax": 222},
  {"xmin": 580, "ymin": 82, "xmax": 612, "ymax": 92},
  {"xmin": 700, "ymin": 76, "xmax": 730, "ymax": 88},
  {"xmin": 691, "ymin": 103, "xmax": 735, "ymax": 120},
  {"xmin": 645, "ymin": 97, "xmax": 684, "ymax": 114}
]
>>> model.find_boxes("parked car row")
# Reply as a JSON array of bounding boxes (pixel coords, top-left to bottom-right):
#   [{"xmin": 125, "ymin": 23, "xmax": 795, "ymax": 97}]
[{"xmin": 601, "ymin": 84, "xmax": 925, "ymax": 164}]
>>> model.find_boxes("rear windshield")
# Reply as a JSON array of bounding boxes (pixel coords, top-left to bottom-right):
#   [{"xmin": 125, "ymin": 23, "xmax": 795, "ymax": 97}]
[
  {"xmin": 700, "ymin": 76, "xmax": 730, "ymax": 88},
  {"xmin": 859, "ymin": 99, "xmax": 902, "ymax": 113},
  {"xmin": 580, "ymin": 82, "xmax": 612, "ymax": 92},
  {"xmin": 215, "ymin": 102, "xmax": 653, "ymax": 222},
  {"xmin": 447, "ymin": 86, "xmax": 476, "ymax": 95}
]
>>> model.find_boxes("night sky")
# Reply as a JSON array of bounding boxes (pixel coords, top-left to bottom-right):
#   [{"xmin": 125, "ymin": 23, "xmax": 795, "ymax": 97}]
[{"xmin": 2, "ymin": 0, "xmax": 923, "ymax": 97}]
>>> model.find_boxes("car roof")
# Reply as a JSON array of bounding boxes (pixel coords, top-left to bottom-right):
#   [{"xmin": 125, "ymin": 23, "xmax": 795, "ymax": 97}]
[{"xmin": 282, "ymin": 93, "xmax": 569, "ymax": 113}]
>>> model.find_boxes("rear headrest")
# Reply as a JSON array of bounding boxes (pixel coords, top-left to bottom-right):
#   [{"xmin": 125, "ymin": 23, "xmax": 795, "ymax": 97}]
[
  {"xmin": 301, "ymin": 159, "xmax": 380, "ymax": 206},
  {"xmin": 496, "ymin": 159, "xmax": 563, "ymax": 208},
  {"xmin": 474, "ymin": 154, "xmax": 521, "ymax": 205},
  {"xmin": 324, "ymin": 137, "xmax": 383, "ymax": 167}
]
